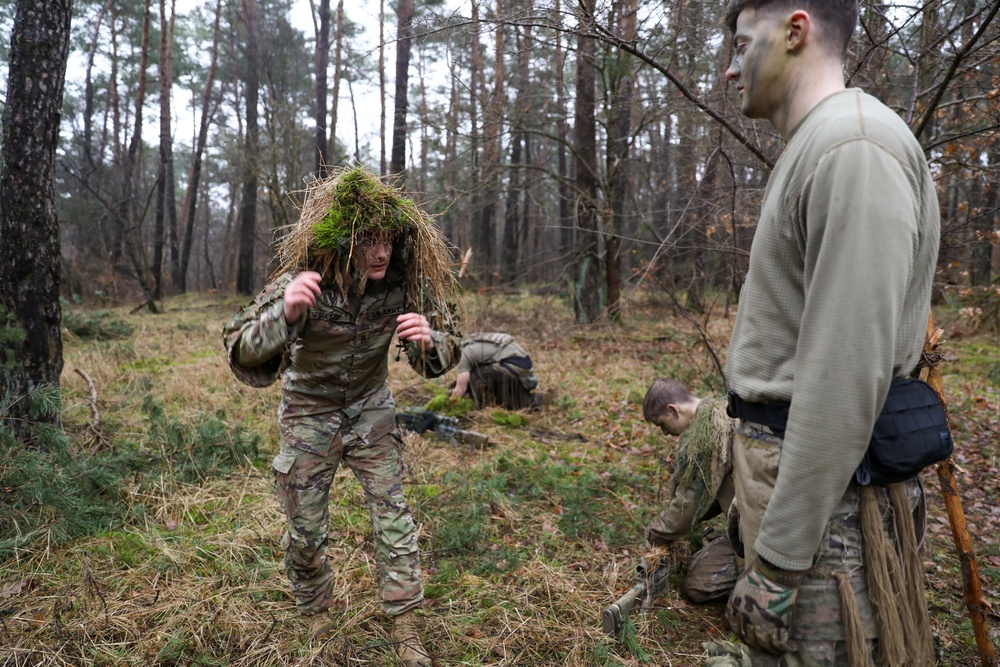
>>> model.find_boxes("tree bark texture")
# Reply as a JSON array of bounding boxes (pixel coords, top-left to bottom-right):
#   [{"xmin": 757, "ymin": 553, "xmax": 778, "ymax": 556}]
[
  {"xmin": 604, "ymin": 0, "xmax": 638, "ymax": 321},
  {"xmin": 178, "ymin": 0, "xmax": 223, "ymax": 293},
  {"xmin": 0, "ymin": 0, "xmax": 72, "ymax": 432},
  {"xmin": 389, "ymin": 0, "xmax": 413, "ymax": 179},
  {"xmin": 379, "ymin": 0, "xmax": 386, "ymax": 175},
  {"xmin": 572, "ymin": 0, "xmax": 602, "ymax": 324},
  {"xmin": 155, "ymin": 0, "xmax": 179, "ymax": 299},
  {"xmin": 236, "ymin": 0, "xmax": 261, "ymax": 295},
  {"xmin": 553, "ymin": 0, "xmax": 574, "ymax": 266},
  {"xmin": 314, "ymin": 0, "xmax": 331, "ymax": 175},
  {"xmin": 329, "ymin": 0, "xmax": 344, "ymax": 165}
]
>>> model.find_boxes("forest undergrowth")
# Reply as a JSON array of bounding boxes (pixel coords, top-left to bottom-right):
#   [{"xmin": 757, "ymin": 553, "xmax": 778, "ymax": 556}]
[{"xmin": 1, "ymin": 289, "xmax": 997, "ymax": 666}]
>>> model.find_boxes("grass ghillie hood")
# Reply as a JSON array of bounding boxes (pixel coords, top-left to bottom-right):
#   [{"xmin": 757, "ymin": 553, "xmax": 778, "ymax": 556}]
[{"xmin": 272, "ymin": 166, "xmax": 456, "ymax": 321}]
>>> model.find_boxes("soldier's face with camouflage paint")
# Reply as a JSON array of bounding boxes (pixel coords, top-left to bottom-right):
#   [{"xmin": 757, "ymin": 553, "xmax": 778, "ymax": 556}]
[{"xmin": 351, "ymin": 232, "xmax": 393, "ymax": 281}]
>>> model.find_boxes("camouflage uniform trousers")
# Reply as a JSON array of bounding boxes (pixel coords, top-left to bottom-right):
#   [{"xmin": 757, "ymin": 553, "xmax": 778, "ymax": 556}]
[
  {"xmin": 683, "ymin": 532, "xmax": 742, "ymax": 603},
  {"xmin": 272, "ymin": 408, "xmax": 423, "ymax": 618},
  {"xmin": 731, "ymin": 421, "xmax": 924, "ymax": 667}
]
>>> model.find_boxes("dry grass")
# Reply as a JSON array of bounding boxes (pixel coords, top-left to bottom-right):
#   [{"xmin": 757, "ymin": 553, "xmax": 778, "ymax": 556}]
[{"xmin": 2, "ymin": 289, "xmax": 996, "ymax": 666}]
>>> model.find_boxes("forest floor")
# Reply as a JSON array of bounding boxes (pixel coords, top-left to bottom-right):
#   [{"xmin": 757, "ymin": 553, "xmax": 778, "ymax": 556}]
[{"xmin": 1, "ymin": 288, "xmax": 998, "ymax": 666}]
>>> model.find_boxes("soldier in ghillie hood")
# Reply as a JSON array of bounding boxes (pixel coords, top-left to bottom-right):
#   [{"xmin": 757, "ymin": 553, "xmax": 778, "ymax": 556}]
[
  {"xmin": 642, "ymin": 378, "xmax": 741, "ymax": 605},
  {"xmin": 223, "ymin": 166, "xmax": 460, "ymax": 667}
]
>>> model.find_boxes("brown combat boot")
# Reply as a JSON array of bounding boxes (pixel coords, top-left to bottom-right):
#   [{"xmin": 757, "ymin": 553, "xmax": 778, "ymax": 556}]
[
  {"xmin": 306, "ymin": 612, "xmax": 336, "ymax": 641},
  {"xmin": 390, "ymin": 610, "xmax": 432, "ymax": 667}
]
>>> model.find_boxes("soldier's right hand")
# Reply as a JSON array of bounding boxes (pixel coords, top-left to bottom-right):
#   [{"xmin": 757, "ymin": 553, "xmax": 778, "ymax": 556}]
[{"xmin": 283, "ymin": 271, "xmax": 322, "ymax": 324}]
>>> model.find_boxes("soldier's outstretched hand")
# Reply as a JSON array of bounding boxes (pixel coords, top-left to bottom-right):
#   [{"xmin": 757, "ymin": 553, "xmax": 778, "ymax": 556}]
[
  {"xmin": 283, "ymin": 271, "xmax": 322, "ymax": 325},
  {"xmin": 396, "ymin": 313, "xmax": 435, "ymax": 351}
]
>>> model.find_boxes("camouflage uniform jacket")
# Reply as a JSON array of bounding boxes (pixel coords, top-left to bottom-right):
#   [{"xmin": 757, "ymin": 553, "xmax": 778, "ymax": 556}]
[
  {"xmin": 647, "ymin": 398, "xmax": 736, "ymax": 544},
  {"xmin": 457, "ymin": 332, "xmax": 537, "ymax": 390},
  {"xmin": 223, "ymin": 271, "xmax": 461, "ymax": 455}
]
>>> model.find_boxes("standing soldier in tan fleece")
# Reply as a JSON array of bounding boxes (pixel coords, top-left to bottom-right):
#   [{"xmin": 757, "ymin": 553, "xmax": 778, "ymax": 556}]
[
  {"xmin": 721, "ymin": 1, "xmax": 939, "ymax": 666},
  {"xmin": 223, "ymin": 167, "xmax": 461, "ymax": 667}
]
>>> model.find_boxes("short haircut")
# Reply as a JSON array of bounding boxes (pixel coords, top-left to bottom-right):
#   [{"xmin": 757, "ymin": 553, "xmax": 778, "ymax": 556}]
[
  {"xmin": 724, "ymin": 0, "xmax": 859, "ymax": 55},
  {"xmin": 642, "ymin": 378, "xmax": 694, "ymax": 422}
]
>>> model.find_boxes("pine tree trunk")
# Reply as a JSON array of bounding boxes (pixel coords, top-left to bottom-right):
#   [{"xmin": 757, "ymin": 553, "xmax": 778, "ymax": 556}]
[
  {"xmin": 605, "ymin": 0, "xmax": 637, "ymax": 322},
  {"xmin": 178, "ymin": 0, "xmax": 223, "ymax": 293},
  {"xmin": 468, "ymin": 0, "xmax": 483, "ymax": 278},
  {"xmin": 118, "ymin": 0, "xmax": 159, "ymax": 309},
  {"xmin": 477, "ymin": 0, "xmax": 505, "ymax": 284},
  {"xmin": 379, "ymin": 0, "xmax": 386, "ymax": 175},
  {"xmin": 572, "ymin": 0, "xmax": 602, "ymax": 324},
  {"xmin": 554, "ymin": 0, "xmax": 574, "ymax": 268},
  {"xmin": 329, "ymin": 0, "xmax": 344, "ymax": 165},
  {"xmin": 236, "ymin": 0, "xmax": 261, "ymax": 295},
  {"xmin": 155, "ymin": 0, "xmax": 180, "ymax": 298},
  {"xmin": 0, "ymin": 0, "xmax": 72, "ymax": 439},
  {"xmin": 314, "ymin": 0, "xmax": 331, "ymax": 174},
  {"xmin": 389, "ymin": 0, "xmax": 413, "ymax": 179}
]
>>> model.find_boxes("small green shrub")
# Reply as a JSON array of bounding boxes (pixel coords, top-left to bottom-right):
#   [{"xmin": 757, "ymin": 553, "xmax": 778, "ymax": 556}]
[
  {"xmin": 141, "ymin": 396, "xmax": 261, "ymax": 484},
  {"xmin": 63, "ymin": 309, "xmax": 134, "ymax": 340}
]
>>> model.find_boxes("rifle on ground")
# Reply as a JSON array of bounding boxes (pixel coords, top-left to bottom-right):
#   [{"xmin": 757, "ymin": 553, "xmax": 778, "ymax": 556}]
[
  {"xmin": 601, "ymin": 556, "xmax": 671, "ymax": 636},
  {"xmin": 396, "ymin": 408, "xmax": 490, "ymax": 449}
]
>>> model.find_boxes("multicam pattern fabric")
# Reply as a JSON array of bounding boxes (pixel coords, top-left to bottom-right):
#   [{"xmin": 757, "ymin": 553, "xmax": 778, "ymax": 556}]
[
  {"xmin": 646, "ymin": 398, "xmax": 736, "ymax": 545},
  {"xmin": 458, "ymin": 333, "xmax": 537, "ymax": 388},
  {"xmin": 223, "ymin": 271, "xmax": 460, "ymax": 616},
  {"xmin": 683, "ymin": 533, "xmax": 741, "ymax": 603},
  {"xmin": 273, "ymin": 397, "xmax": 422, "ymax": 616},
  {"xmin": 728, "ymin": 564, "xmax": 799, "ymax": 654},
  {"xmin": 457, "ymin": 332, "xmax": 538, "ymax": 409},
  {"xmin": 732, "ymin": 421, "xmax": 924, "ymax": 666}
]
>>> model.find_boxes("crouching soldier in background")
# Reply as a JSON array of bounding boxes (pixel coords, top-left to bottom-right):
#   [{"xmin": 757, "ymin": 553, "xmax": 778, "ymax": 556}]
[
  {"xmin": 222, "ymin": 167, "xmax": 461, "ymax": 667},
  {"xmin": 642, "ymin": 378, "xmax": 742, "ymax": 605},
  {"xmin": 450, "ymin": 332, "xmax": 540, "ymax": 410}
]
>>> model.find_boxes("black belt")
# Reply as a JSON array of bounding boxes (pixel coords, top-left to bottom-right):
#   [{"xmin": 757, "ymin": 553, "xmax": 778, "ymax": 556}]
[{"xmin": 726, "ymin": 390, "xmax": 790, "ymax": 437}]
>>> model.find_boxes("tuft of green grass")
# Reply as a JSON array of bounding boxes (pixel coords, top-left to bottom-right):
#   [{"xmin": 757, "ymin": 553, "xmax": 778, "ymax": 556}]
[
  {"xmin": 424, "ymin": 391, "xmax": 475, "ymax": 417},
  {"xmin": 492, "ymin": 409, "xmax": 528, "ymax": 427}
]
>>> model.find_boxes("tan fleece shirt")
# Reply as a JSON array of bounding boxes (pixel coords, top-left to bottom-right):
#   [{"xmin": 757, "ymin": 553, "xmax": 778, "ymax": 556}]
[{"xmin": 724, "ymin": 89, "xmax": 940, "ymax": 570}]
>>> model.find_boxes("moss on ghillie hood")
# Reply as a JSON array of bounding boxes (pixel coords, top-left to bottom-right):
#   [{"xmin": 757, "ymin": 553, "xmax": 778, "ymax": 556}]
[{"xmin": 272, "ymin": 166, "xmax": 457, "ymax": 320}]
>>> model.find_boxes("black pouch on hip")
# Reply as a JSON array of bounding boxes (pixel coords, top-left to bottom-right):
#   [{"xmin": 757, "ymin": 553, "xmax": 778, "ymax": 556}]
[{"xmin": 854, "ymin": 378, "xmax": 953, "ymax": 487}]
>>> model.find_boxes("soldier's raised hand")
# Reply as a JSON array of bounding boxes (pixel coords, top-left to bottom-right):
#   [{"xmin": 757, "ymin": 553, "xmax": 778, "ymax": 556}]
[
  {"xmin": 396, "ymin": 312, "xmax": 435, "ymax": 351},
  {"xmin": 283, "ymin": 271, "xmax": 322, "ymax": 324}
]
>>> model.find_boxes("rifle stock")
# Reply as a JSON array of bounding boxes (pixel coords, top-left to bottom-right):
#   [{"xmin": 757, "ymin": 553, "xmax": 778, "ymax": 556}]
[
  {"xmin": 602, "ymin": 582, "xmax": 646, "ymax": 635},
  {"xmin": 396, "ymin": 409, "xmax": 490, "ymax": 449}
]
